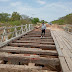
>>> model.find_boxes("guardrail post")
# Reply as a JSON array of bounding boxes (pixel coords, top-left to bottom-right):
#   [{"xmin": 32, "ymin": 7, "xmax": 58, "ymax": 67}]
[
  {"xmin": 68, "ymin": 27, "xmax": 69, "ymax": 32},
  {"xmin": 29, "ymin": 24, "xmax": 31, "ymax": 31},
  {"xmin": 31, "ymin": 24, "xmax": 33, "ymax": 30},
  {"xmin": 21, "ymin": 25, "xmax": 24, "ymax": 34},
  {"xmin": 1, "ymin": 35, "xmax": 3, "ymax": 42},
  {"xmin": 15, "ymin": 26, "xmax": 18, "ymax": 37},
  {"xmin": 25, "ymin": 24, "xmax": 28, "ymax": 32},
  {"xmin": 3, "ymin": 27, "xmax": 8, "ymax": 41}
]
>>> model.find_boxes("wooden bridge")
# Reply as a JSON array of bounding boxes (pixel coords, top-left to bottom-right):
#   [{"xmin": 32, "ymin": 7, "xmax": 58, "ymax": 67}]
[{"xmin": 0, "ymin": 24, "xmax": 72, "ymax": 72}]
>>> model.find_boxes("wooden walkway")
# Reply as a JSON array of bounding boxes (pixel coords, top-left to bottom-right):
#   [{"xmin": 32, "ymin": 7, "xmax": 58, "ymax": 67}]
[
  {"xmin": 0, "ymin": 27, "xmax": 61, "ymax": 72},
  {"xmin": 51, "ymin": 29, "xmax": 72, "ymax": 72},
  {"xmin": 0, "ymin": 25, "xmax": 72, "ymax": 72}
]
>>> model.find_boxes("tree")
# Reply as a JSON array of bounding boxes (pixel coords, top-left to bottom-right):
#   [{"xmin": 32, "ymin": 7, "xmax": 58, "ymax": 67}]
[
  {"xmin": 21, "ymin": 14, "xmax": 29, "ymax": 20},
  {"xmin": 0, "ymin": 13, "xmax": 10, "ymax": 22},
  {"xmin": 11, "ymin": 12, "xmax": 21, "ymax": 21},
  {"xmin": 20, "ymin": 14, "xmax": 32, "ymax": 24},
  {"xmin": 40, "ymin": 20, "xmax": 48, "ymax": 23},
  {"xmin": 31, "ymin": 18, "xmax": 39, "ymax": 24}
]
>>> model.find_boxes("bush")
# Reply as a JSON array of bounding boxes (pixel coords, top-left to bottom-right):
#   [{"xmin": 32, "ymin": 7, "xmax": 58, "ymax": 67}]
[{"xmin": 8, "ymin": 21, "xmax": 21, "ymax": 26}]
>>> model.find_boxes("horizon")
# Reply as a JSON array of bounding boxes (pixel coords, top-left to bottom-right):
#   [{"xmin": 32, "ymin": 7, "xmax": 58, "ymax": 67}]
[{"xmin": 0, "ymin": 0, "xmax": 72, "ymax": 22}]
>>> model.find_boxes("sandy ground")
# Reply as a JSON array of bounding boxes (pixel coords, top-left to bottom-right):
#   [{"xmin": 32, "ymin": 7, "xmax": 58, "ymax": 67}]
[{"xmin": 46, "ymin": 24, "xmax": 64, "ymax": 31}]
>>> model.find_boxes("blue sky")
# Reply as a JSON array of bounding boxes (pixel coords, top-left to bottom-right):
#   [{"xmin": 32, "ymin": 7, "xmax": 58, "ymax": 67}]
[{"xmin": 0, "ymin": 0, "xmax": 72, "ymax": 22}]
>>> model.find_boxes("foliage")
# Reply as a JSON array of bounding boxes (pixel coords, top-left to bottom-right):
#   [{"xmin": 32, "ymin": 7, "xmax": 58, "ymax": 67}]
[
  {"xmin": 39, "ymin": 20, "xmax": 48, "ymax": 24},
  {"xmin": 31, "ymin": 18, "xmax": 39, "ymax": 24},
  {"xmin": 51, "ymin": 13, "xmax": 72, "ymax": 25},
  {"xmin": 8, "ymin": 20, "xmax": 21, "ymax": 26},
  {"xmin": 11, "ymin": 12, "xmax": 21, "ymax": 21},
  {"xmin": 0, "ymin": 13, "xmax": 10, "ymax": 22},
  {"xmin": 0, "ymin": 12, "xmax": 48, "ymax": 27},
  {"xmin": 0, "ymin": 12, "xmax": 33, "ymax": 27},
  {"xmin": 21, "ymin": 14, "xmax": 32, "ymax": 24}
]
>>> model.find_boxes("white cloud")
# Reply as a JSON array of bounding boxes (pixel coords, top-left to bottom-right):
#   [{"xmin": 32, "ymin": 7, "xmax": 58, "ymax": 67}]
[
  {"xmin": 9, "ymin": 2, "xmax": 33, "ymax": 14},
  {"xmin": 37, "ymin": 0, "xmax": 46, "ymax": 5},
  {"xmin": 0, "ymin": 1, "xmax": 72, "ymax": 21},
  {"xmin": 10, "ymin": 2, "xmax": 22, "ymax": 7},
  {"xmin": 43, "ymin": 2, "xmax": 72, "ymax": 12},
  {"xmin": 0, "ymin": 0, "xmax": 9, "ymax": 2},
  {"xmin": 9, "ymin": 2, "xmax": 72, "ymax": 21}
]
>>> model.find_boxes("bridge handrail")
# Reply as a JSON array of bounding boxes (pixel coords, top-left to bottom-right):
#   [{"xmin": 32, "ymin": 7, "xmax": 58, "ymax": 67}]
[{"xmin": 0, "ymin": 24, "xmax": 34, "ymax": 42}]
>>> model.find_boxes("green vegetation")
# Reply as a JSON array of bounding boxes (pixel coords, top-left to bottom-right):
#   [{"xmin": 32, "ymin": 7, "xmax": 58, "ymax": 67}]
[
  {"xmin": 51, "ymin": 13, "xmax": 72, "ymax": 25},
  {"xmin": 0, "ymin": 12, "xmax": 32, "ymax": 27},
  {"xmin": 11, "ymin": 12, "xmax": 21, "ymax": 21},
  {"xmin": 0, "ymin": 13, "xmax": 10, "ymax": 22},
  {"xmin": 0, "ymin": 12, "xmax": 48, "ymax": 27},
  {"xmin": 40, "ymin": 20, "xmax": 48, "ymax": 23},
  {"xmin": 31, "ymin": 18, "xmax": 39, "ymax": 24}
]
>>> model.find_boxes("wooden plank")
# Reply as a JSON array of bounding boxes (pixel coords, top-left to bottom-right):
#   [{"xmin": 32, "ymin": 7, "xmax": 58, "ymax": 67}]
[
  {"xmin": 16, "ymin": 39, "xmax": 54, "ymax": 42},
  {"xmin": 65, "ymin": 57, "xmax": 72, "ymax": 71},
  {"xmin": 20, "ymin": 39, "xmax": 54, "ymax": 42},
  {"xmin": 52, "ymin": 30, "xmax": 72, "ymax": 71},
  {"xmin": 8, "ymin": 43, "xmax": 56, "ymax": 50},
  {"xmin": 0, "ymin": 64, "xmax": 57, "ymax": 72},
  {"xmin": 15, "ymin": 40, "xmax": 55, "ymax": 45},
  {"xmin": 56, "ymin": 34, "xmax": 72, "ymax": 71},
  {"xmin": 56, "ymin": 31, "xmax": 72, "ymax": 49},
  {"xmin": 15, "ymin": 40, "xmax": 36, "ymax": 43},
  {"xmin": 0, "ymin": 53, "xmax": 59, "ymax": 66},
  {"xmin": 63, "ymin": 37, "xmax": 72, "ymax": 49},
  {"xmin": 51, "ymin": 31, "xmax": 63, "ymax": 57},
  {"xmin": 23, "ymin": 35, "xmax": 52, "ymax": 37},
  {"xmin": 20, "ymin": 37, "xmax": 53, "ymax": 40},
  {"xmin": 20, "ymin": 37, "xmax": 53, "ymax": 39},
  {"xmin": 59, "ymin": 57, "xmax": 69, "ymax": 72},
  {"xmin": 0, "ymin": 47, "xmax": 58, "ymax": 56},
  {"xmin": 55, "ymin": 31, "xmax": 72, "ymax": 58}
]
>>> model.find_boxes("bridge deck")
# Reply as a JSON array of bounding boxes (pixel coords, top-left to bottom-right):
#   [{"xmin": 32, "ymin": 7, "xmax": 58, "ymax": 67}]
[
  {"xmin": 0, "ymin": 27, "xmax": 61, "ymax": 72},
  {"xmin": 0, "ymin": 26, "xmax": 72, "ymax": 72},
  {"xmin": 51, "ymin": 29, "xmax": 72, "ymax": 72}
]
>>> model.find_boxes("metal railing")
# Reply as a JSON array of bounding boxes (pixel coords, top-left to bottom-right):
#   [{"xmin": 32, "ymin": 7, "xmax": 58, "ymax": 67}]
[{"xmin": 0, "ymin": 24, "xmax": 34, "ymax": 43}]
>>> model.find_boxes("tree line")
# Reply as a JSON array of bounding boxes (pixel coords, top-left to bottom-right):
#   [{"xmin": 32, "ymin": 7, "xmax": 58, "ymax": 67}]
[
  {"xmin": 0, "ymin": 12, "xmax": 48, "ymax": 26},
  {"xmin": 51, "ymin": 13, "xmax": 72, "ymax": 25}
]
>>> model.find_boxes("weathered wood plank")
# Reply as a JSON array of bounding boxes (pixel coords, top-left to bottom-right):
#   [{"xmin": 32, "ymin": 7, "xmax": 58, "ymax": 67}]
[
  {"xmin": 20, "ymin": 37, "xmax": 53, "ymax": 40},
  {"xmin": 64, "ymin": 57, "xmax": 72, "ymax": 71},
  {"xmin": 51, "ymin": 30, "xmax": 72, "ymax": 72},
  {"xmin": 23, "ymin": 35, "xmax": 52, "ymax": 37},
  {"xmin": 16, "ymin": 39, "xmax": 54, "ymax": 42},
  {"xmin": 59, "ymin": 57, "xmax": 69, "ymax": 72},
  {"xmin": 14, "ymin": 40, "xmax": 55, "ymax": 45},
  {"xmin": 0, "ymin": 47, "xmax": 57, "ymax": 56},
  {"xmin": 8, "ymin": 43, "xmax": 56, "ymax": 50},
  {"xmin": 51, "ymin": 31, "xmax": 63, "ymax": 57},
  {"xmin": 54, "ymin": 31, "xmax": 72, "ymax": 71},
  {"xmin": 0, "ymin": 53, "xmax": 59, "ymax": 66},
  {"xmin": 0, "ymin": 64, "xmax": 57, "ymax": 72}
]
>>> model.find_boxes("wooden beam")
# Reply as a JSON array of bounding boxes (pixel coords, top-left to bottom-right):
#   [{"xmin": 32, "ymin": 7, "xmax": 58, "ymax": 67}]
[
  {"xmin": 14, "ymin": 40, "xmax": 55, "ymax": 45},
  {"xmin": 0, "ymin": 47, "xmax": 57, "ymax": 56},
  {"xmin": 8, "ymin": 43, "xmax": 56, "ymax": 50},
  {"xmin": 0, "ymin": 53, "xmax": 59, "ymax": 66},
  {"xmin": 0, "ymin": 64, "xmax": 57, "ymax": 72},
  {"xmin": 23, "ymin": 35, "xmax": 52, "ymax": 37},
  {"xmin": 19, "ymin": 39, "xmax": 54, "ymax": 42},
  {"xmin": 20, "ymin": 37, "xmax": 53, "ymax": 40}
]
